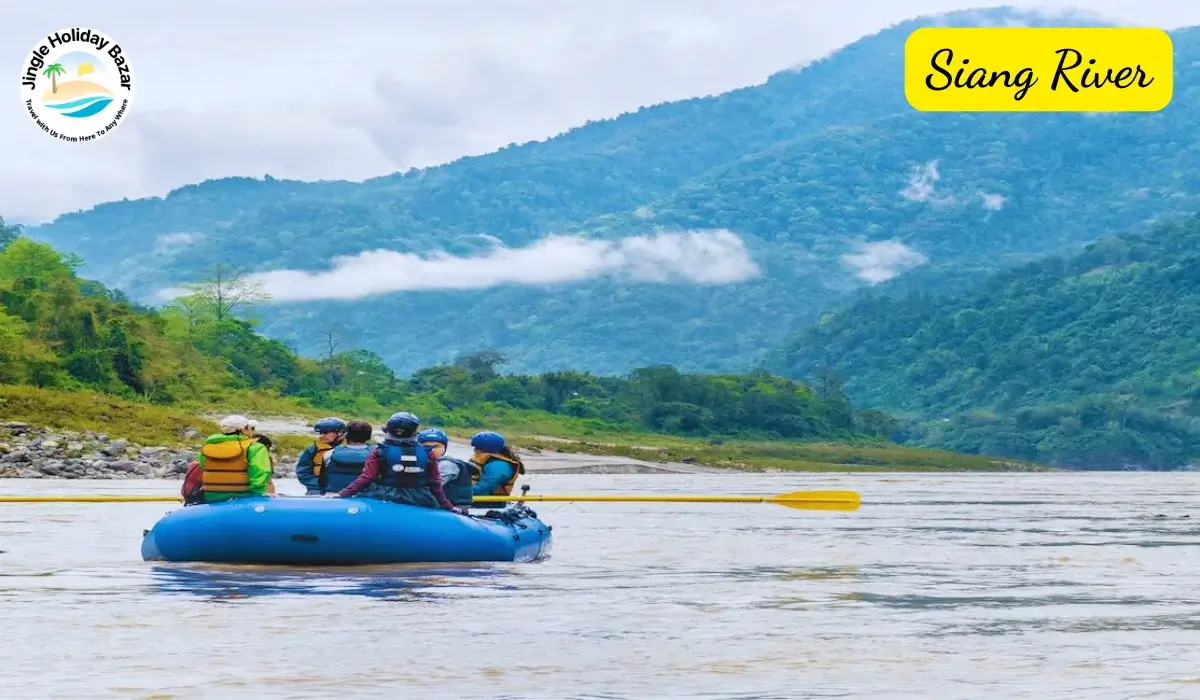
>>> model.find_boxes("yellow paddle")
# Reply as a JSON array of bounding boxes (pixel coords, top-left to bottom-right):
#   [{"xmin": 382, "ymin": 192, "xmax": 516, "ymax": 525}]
[
  {"xmin": 0, "ymin": 495, "xmax": 182, "ymax": 503},
  {"xmin": 473, "ymin": 489, "xmax": 861, "ymax": 512},
  {"xmin": 0, "ymin": 489, "xmax": 860, "ymax": 511}
]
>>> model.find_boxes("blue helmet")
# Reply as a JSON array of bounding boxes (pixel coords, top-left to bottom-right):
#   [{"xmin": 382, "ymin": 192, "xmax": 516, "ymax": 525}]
[
  {"xmin": 313, "ymin": 417, "xmax": 347, "ymax": 434},
  {"xmin": 417, "ymin": 428, "xmax": 449, "ymax": 446},
  {"xmin": 470, "ymin": 431, "xmax": 506, "ymax": 453},
  {"xmin": 384, "ymin": 411, "xmax": 420, "ymax": 437}
]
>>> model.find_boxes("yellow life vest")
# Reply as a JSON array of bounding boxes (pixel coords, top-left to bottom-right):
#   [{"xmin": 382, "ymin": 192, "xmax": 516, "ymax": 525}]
[
  {"xmin": 310, "ymin": 439, "xmax": 342, "ymax": 478},
  {"xmin": 199, "ymin": 437, "xmax": 258, "ymax": 493},
  {"xmin": 469, "ymin": 451, "xmax": 526, "ymax": 496}
]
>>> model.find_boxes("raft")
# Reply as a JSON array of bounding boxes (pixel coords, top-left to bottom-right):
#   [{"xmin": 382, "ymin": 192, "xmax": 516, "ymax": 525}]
[{"xmin": 140, "ymin": 496, "xmax": 553, "ymax": 565}]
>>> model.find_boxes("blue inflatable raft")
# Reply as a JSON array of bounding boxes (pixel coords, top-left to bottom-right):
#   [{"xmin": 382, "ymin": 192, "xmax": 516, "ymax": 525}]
[{"xmin": 140, "ymin": 497, "xmax": 553, "ymax": 565}]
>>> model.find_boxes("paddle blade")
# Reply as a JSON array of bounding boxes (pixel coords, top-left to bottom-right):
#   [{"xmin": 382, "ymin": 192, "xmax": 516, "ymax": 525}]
[{"xmin": 769, "ymin": 490, "xmax": 861, "ymax": 512}]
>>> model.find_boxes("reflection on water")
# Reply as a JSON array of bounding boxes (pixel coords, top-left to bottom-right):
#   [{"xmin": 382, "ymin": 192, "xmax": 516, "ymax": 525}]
[
  {"xmin": 2, "ymin": 472, "xmax": 1200, "ymax": 699},
  {"xmin": 149, "ymin": 562, "xmax": 511, "ymax": 600}
]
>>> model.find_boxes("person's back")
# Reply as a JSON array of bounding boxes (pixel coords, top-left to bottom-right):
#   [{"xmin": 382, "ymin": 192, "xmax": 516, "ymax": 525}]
[
  {"xmin": 296, "ymin": 417, "xmax": 347, "ymax": 495},
  {"xmin": 319, "ymin": 420, "xmax": 374, "ymax": 495},
  {"xmin": 371, "ymin": 435, "xmax": 439, "ymax": 508},
  {"xmin": 468, "ymin": 431, "xmax": 526, "ymax": 497},
  {"xmin": 437, "ymin": 456, "xmax": 476, "ymax": 508},
  {"xmin": 417, "ymin": 428, "xmax": 474, "ymax": 509},
  {"xmin": 181, "ymin": 458, "xmax": 204, "ymax": 505},
  {"xmin": 199, "ymin": 415, "xmax": 274, "ymax": 503},
  {"xmin": 330, "ymin": 411, "xmax": 462, "ymax": 514}
]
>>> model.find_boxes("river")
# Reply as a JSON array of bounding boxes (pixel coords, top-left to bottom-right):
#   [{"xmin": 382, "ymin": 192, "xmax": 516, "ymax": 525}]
[{"xmin": 1, "ymin": 472, "xmax": 1198, "ymax": 699}]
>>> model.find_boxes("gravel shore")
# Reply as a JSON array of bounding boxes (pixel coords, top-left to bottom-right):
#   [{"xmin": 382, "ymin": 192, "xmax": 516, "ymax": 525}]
[{"xmin": 0, "ymin": 417, "xmax": 738, "ymax": 480}]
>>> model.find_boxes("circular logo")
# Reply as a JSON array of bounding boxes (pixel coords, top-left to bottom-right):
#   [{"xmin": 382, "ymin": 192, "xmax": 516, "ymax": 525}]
[{"xmin": 18, "ymin": 27, "xmax": 136, "ymax": 142}]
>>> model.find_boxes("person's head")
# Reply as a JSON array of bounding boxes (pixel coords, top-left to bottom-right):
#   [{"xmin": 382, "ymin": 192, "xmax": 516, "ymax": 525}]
[
  {"xmin": 345, "ymin": 420, "xmax": 372, "ymax": 444},
  {"xmin": 469, "ymin": 431, "xmax": 506, "ymax": 454},
  {"xmin": 313, "ymin": 416, "xmax": 347, "ymax": 444},
  {"xmin": 417, "ymin": 427, "xmax": 449, "ymax": 459},
  {"xmin": 255, "ymin": 434, "xmax": 277, "ymax": 466},
  {"xmin": 384, "ymin": 411, "xmax": 420, "ymax": 439},
  {"xmin": 219, "ymin": 414, "xmax": 257, "ymax": 437}
]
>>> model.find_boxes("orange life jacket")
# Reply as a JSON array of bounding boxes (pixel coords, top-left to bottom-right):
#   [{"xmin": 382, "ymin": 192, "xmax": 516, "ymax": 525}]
[
  {"xmin": 310, "ymin": 439, "xmax": 342, "ymax": 478},
  {"xmin": 199, "ymin": 437, "xmax": 258, "ymax": 493},
  {"xmin": 468, "ymin": 451, "xmax": 525, "ymax": 496}
]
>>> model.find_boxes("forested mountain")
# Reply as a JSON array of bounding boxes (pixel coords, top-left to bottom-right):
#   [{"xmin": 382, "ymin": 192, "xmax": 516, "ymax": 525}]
[
  {"xmin": 766, "ymin": 218, "xmax": 1200, "ymax": 469},
  {"xmin": 0, "ymin": 216, "xmax": 878, "ymax": 445},
  {"xmin": 27, "ymin": 8, "xmax": 1200, "ymax": 377}
]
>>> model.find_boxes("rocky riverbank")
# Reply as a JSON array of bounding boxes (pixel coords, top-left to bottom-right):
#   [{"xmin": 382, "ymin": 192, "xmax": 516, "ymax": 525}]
[
  {"xmin": 0, "ymin": 419, "xmax": 734, "ymax": 479},
  {"xmin": 0, "ymin": 421, "xmax": 301, "ymax": 480}
]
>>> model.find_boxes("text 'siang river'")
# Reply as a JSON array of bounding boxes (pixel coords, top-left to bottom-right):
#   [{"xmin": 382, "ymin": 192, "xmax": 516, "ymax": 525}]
[{"xmin": 904, "ymin": 27, "xmax": 1173, "ymax": 112}]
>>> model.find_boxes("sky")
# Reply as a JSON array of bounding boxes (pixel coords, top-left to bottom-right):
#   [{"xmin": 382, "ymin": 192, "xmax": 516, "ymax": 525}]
[{"xmin": 6, "ymin": 0, "xmax": 1200, "ymax": 227}]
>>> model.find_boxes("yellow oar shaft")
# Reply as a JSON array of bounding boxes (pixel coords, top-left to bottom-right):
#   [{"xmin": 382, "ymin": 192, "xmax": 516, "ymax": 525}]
[
  {"xmin": 0, "ymin": 490, "xmax": 861, "ymax": 511},
  {"xmin": 475, "ymin": 494, "xmax": 835, "ymax": 504},
  {"xmin": 474, "ymin": 490, "xmax": 861, "ymax": 511},
  {"xmin": 0, "ymin": 495, "xmax": 182, "ymax": 503}
]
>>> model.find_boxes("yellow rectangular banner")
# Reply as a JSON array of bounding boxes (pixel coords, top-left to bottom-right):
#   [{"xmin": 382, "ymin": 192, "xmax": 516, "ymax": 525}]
[{"xmin": 905, "ymin": 27, "xmax": 1173, "ymax": 112}]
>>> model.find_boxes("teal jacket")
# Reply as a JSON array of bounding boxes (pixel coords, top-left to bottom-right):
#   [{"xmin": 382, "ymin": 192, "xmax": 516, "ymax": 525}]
[{"xmin": 472, "ymin": 457, "xmax": 518, "ymax": 496}]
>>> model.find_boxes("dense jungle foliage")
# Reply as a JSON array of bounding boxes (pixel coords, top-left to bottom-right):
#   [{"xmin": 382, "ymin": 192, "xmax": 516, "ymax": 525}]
[
  {"xmin": 768, "ymin": 218, "xmax": 1200, "ymax": 469},
  {"xmin": 0, "ymin": 217, "xmax": 874, "ymax": 443}
]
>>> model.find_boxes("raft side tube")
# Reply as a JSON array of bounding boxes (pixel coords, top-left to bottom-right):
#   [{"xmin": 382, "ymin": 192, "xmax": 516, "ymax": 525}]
[{"xmin": 140, "ymin": 497, "xmax": 552, "ymax": 565}]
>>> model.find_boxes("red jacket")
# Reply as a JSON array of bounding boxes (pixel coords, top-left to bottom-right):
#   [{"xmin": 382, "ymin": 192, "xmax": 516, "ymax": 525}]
[{"xmin": 181, "ymin": 459, "xmax": 204, "ymax": 504}]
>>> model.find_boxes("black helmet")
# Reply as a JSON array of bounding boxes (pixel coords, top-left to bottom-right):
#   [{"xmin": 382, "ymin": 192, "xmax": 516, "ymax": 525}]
[{"xmin": 384, "ymin": 411, "xmax": 420, "ymax": 437}]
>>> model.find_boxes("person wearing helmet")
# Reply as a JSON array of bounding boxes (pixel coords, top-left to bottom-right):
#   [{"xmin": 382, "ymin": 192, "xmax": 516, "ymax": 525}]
[
  {"xmin": 318, "ymin": 420, "xmax": 375, "ymax": 495},
  {"xmin": 195, "ymin": 414, "xmax": 275, "ymax": 503},
  {"xmin": 417, "ymin": 427, "xmax": 474, "ymax": 510},
  {"xmin": 468, "ymin": 431, "xmax": 526, "ymax": 498},
  {"xmin": 296, "ymin": 417, "xmax": 347, "ymax": 495},
  {"xmin": 329, "ymin": 411, "xmax": 463, "ymax": 514}
]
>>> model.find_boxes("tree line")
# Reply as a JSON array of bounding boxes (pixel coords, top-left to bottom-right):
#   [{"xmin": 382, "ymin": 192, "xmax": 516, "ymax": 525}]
[{"xmin": 0, "ymin": 217, "xmax": 889, "ymax": 443}]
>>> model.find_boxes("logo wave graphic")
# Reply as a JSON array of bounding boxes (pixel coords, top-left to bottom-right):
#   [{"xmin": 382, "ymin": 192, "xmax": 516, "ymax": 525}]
[
  {"xmin": 40, "ymin": 79, "xmax": 114, "ymax": 119},
  {"xmin": 43, "ymin": 94, "xmax": 113, "ymax": 118}
]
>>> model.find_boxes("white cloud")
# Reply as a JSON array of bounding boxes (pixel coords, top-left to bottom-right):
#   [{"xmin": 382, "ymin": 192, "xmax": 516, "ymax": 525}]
[
  {"xmin": 842, "ymin": 240, "xmax": 928, "ymax": 283},
  {"xmin": 158, "ymin": 229, "xmax": 760, "ymax": 302},
  {"xmin": 4, "ymin": 1, "xmax": 1198, "ymax": 223}
]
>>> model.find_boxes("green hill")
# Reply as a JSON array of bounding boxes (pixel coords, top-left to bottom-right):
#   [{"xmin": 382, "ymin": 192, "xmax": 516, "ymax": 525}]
[
  {"xmin": 1, "ymin": 215, "xmax": 1037, "ymax": 472},
  {"xmin": 26, "ymin": 8, "xmax": 1200, "ymax": 377},
  {"xmin": 765, "ymin": 217, "xmax": 1200, "ymax": 469}
]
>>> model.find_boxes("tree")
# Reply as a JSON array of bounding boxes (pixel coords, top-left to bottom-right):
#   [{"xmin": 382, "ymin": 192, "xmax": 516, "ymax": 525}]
[
  {"xmin": 42, "ymin": 63, "xmax": 65, "ymax": 93},
  {"xmin": 454, "ymin": 349, "xmax": 507, "ymax": 382},
  {"xmin": 813, "ymin": 365, "xmax": 846, "ymax": 401},
  {"xmin": 856, "ymin": 409, "xmax": 899, "ymax": 439},
  {"xmin": 0, "ymin": 216, "xmax": 19, "ymax": 251},
  {"xmin": 318, "ymin": 322, "xmax": 348, "ymax": 388},
  {"xmin": 178, "ymin": 263, "xmax": 269, "ymax": 322},
  {"xmin": 320, "ymin": 322, "xmax": 347, "ymax": 364}
]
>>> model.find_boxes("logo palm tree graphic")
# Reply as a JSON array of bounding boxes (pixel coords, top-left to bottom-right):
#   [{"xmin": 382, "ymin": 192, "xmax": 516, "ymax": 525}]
[{"xmin": 42, "ymin": 63, "xmax": 65, "ymax": 93}]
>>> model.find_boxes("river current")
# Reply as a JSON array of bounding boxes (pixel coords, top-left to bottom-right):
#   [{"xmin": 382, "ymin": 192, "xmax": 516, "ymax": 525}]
[{"xmin": 1, "ymin": 472, "xmax": 1198, "ymax": 699}]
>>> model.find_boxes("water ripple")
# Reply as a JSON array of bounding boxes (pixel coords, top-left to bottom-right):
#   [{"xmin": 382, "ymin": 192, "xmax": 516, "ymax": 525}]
[{"xmin": 2, "ymin": 472, "xmax": 1200, "ymax": 698}]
